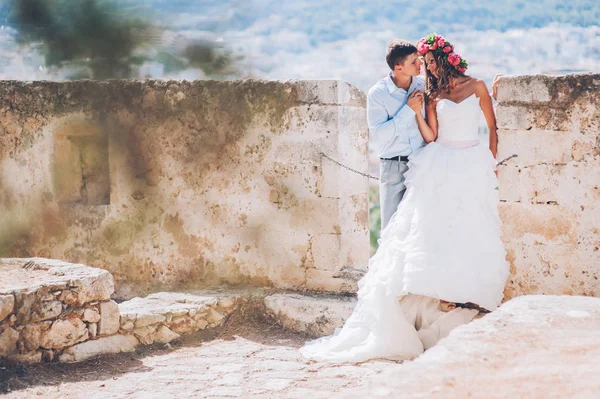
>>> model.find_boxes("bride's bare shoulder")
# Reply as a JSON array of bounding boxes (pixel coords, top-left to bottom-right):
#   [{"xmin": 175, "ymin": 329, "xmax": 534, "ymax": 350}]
[{"xmin": 471, "ymin": 78, "xmax": 489, "ymax": 97}]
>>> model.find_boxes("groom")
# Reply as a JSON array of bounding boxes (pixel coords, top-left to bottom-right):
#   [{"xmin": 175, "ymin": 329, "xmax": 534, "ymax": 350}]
[{"xmin": 367, "ymin": 39, "xmax": 425, "ymax": 231}]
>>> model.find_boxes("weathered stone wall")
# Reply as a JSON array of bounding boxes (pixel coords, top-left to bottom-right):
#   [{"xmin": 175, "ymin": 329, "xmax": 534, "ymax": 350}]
[
  {"xmin": 496, "ymin": 73, "xmax": 600, "ymax": 299},
  {"xmin": 0, "ymin": 80, "xmax": 369, "ymax": 298}
]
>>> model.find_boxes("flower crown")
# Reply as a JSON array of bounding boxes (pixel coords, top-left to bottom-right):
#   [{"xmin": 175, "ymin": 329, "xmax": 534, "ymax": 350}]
[{"xmin": 417, "ymin": 33, "xmax": 468, "ymax": 73}]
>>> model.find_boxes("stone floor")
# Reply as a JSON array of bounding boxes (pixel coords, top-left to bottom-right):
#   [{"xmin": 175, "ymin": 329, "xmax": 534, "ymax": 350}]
[
  {"xmin": 0, "ymin": 311, "xmax": 401, "ymax": 399},
  {"xmin": 2, "ymin": 295, "xmax": 600, "ymax": 399}
]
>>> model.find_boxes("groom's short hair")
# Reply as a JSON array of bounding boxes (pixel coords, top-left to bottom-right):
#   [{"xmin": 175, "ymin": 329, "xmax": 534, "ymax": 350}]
[{"xmin": 386, "ymin": 39, "xmax": 418, "ymax": 70}]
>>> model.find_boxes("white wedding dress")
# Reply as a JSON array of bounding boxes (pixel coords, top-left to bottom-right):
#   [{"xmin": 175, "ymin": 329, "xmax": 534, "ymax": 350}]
[{"xmin": 300, "ymin": 93, "xmax": 509, "ymax": 362}]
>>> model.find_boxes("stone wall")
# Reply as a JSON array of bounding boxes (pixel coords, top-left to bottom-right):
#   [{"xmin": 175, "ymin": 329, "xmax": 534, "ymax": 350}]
[
  {"xmin": 0, "ymin": 258, "xmax": 118, "ymax": 363},
  {"xmin": 496, "ymin": 73, "xmax": 600, "ymax": 299},
  {"xmin": 0, "ymin": 80, "xmax": 370, "ymax": 298},
  {"xmin": 0, "ymin": 258, "xmax": 245, "ymax": 363}
]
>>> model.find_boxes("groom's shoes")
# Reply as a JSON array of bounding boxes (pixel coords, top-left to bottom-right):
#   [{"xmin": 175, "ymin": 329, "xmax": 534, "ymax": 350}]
[{"xmin": 455, "ymin": 302, "xmax": 491, "ymax": 313}]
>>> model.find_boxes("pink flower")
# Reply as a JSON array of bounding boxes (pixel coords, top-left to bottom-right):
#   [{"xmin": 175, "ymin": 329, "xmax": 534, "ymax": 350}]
[
  {"xmin": 430, "ymin": 41, "xmax": 438, "ymax": 50},
  {"xmin": 448, "ymin": 53, "xmax": 461, "ymax": 66},
  {"xmin": 457, "ymin": 66, "xmax": 467, "ymax": 73},
  {"xmin": 417, "ymin": 41, "xmax": 430, "ymax": 55},
  {"xmin": 436, "ymin": 38, "xmax": 446, "ymax": 48},
  {"xmin": 443, "ymin": 45, "xmax": 453, "ymax": 53}
]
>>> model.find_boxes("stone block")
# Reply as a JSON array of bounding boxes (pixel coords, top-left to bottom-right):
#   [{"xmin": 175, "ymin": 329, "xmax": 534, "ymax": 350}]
[
  {"xmin": 88, "ymin": 322, "xmax": 97, "ymax": 339},
  {"xmin": 571, "ymin": 136, "xmax": 600, "ymax": 161},
  {"xmin": 497, "ymin": 129, "xmax": 572, "ymax": 165},
  {"xmin": 519, "ymin": 164, "xmax": 563, "ymax": 204},
  {"xmin": 153, "ymin": 325, "xmax": 180, "ymax": 344},
  {"xmin": 338, "ymin": 105, "xmax": 370, "ymax": 169},
  {"xmin": 263, "ymin": 293, "xmax": 355, "ymax": 337},
  {"xmin": 496, "ymin": 75, "xmax": 552, "ymax": 104},
  {"xmin": 34, "ymin": 300, "xmax": 63, "ymax": 321},
  {"xmin": 284, "ymin": 105, "xmax": 339, "ymax": 138},
  {"xmin": 318, "ymin": 157, "xmax": 369, "ymax": 199},
  {"xmin": 10, "ymin": 351, "xmax": 42, "ymax": 364},
  {"xmin": 294, "ymin": 80, "xmax": 339, "ymax": 105},
  {"xmin": 498, "ymin": 165, "xmax": 521, "ymax": 202},
  {"xmin": 0, "ymin": 327, "xmax": 19, "ymax": 357},
  {"xmin": 59, "ymin": 334, "xmax": 139, "ymax": 363},
  {"xmin": 311, "ymin": 231, "xmax": 369, "ymax": 275},
  {"xmin": 554, "ymin": 158, "xmax": 600, "ymax": 210},
  {"xmin": 82, "ymin": 308, "xmax": 101, "ymax": 323},
  {"xmin": 311, "ymin": 234, "xmax": 342, "ymax": 272},
  {"xmin": 133, "ymin": 325, "xmax": 157, "ymax": 345},
  {"xmin": 496, "ymin": 106, "xmax": 572, "ymax": 131},
  {"xmin": 170, "ymin": 315, "xmax": 197, "ymax": 334},
  {"xmin": 0, "ymin": 295, "xmax": 14, "ymax": 322},
  {"xmin": 98, "ymin": 300, "xmax": 120, "ymax": 336},
  {"xmin": 20, "ymin": 322, "xmax": 44, "ymax": 351},
  {"xmin": 305, "ymin": 268, "xmax": 356, "ymax": 293},
  {"xmin": 40, "ymin": 318, "xmax": 88, "ymax": 349},
  {"xmin": 499, "ymin": 202, "xmax": 576, "ymax": 243}
]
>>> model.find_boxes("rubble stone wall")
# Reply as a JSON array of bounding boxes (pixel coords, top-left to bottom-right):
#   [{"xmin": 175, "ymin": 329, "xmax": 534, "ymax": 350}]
[{"xmin": 0, "ymin": 258, "xmax": 120, "ymax": 363}]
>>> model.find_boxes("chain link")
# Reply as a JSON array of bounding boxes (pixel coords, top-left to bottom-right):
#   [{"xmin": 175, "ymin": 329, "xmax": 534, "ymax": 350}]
[
  {"xmin": 319, "ymin": 152, "xmax": 519, "ymax": 181},
  {"xmin": 496, "ymin": 154, "xmax": 518, "ymax": 166},
  {"xmin": 319, "ymin": 152, "xmax": 379, "ymax": 180}
]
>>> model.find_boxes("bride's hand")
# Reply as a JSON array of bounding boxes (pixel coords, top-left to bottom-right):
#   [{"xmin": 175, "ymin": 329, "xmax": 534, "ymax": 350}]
[
  {"xmin": 491, "ymin": 74, "xmax": 503, "ymax": 100},
  {"xmin": 407, "ymin": 91, "xmax": 424, "ymax": 113}
]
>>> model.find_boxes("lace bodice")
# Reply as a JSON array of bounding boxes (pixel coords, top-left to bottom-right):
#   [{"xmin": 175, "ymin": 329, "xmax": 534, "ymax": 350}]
[{"xmin": 436, "ymin": 94, "xmax": 481, "ymax": 143}]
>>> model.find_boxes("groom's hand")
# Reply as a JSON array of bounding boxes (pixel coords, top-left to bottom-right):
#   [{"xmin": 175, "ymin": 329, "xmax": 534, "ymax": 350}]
[{"xmin": 407, "ymin": 91, "xmax": 424, "ymax": 113}]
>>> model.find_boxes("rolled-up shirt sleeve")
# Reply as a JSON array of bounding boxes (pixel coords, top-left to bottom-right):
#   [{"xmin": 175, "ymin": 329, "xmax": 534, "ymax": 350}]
[{"xmin": 367, "ymin": 91, "xmax": 416, "ymax": 155}]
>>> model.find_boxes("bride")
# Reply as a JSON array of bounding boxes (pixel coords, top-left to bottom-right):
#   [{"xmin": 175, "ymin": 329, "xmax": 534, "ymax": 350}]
[{"xmin": 300, "ymin": 34, "xmax": 509, "ymax": 362}]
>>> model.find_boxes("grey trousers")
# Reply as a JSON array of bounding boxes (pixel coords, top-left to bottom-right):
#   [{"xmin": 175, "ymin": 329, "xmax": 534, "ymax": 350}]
[{"xmin": 379, "ymin": 159, "xmax": 409, "ymax": 231}]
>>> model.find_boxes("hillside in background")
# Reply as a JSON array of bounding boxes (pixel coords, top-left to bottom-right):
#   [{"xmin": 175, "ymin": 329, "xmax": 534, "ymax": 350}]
[{"xmin": 0, "ymin": 0, "xmax": 598, "ymax": 87}]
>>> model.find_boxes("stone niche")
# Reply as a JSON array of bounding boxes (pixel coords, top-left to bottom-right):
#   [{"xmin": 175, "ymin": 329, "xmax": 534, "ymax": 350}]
[{"xmin": 53, "ymin": 118, "xmax": 110, "ymax": 205}]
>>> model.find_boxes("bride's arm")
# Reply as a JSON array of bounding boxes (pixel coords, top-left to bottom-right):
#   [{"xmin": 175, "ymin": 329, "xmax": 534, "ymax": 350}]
[
  {"xmin": 475, "ymin": 80, "xmax": 498, "ymax": 158},
  {"xmin": 415, "ymin": 95, "xmax": 438, "ymax": 143}
]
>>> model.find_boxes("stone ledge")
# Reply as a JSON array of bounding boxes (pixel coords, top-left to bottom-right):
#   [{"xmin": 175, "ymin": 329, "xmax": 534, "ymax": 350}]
[
  {"xmin": 59, "ymin": 334, "xmax": 139, "ymax": 363},
  {"xmin": 355, "ymin": 295, "xmax": 600, "ymax": 398},
  {"xmin": 117, "ymin": 291, "xmax": 245, "ymax": 346},
  {"xmin": 0, "ymin": 258, "xmax": 114, "ymax": 306},
  {"xmin": 263, "ymin": 292, "xmax": 356, "ymax": 337}
]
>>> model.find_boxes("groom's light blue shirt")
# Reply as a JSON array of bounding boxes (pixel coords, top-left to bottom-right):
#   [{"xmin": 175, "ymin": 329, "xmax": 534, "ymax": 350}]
[{"xmin": 367, "ymin": 74, "xmax": 426, "ymax": 158}]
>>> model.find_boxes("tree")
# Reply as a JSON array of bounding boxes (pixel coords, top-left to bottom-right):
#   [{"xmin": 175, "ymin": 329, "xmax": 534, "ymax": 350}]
[{"xmin": 5, "ymin": 0, "xmax": 241, "ymax": 79}]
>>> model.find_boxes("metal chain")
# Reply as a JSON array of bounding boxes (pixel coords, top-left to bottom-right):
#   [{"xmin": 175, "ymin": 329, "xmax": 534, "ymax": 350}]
[
  {"xmin": 319, "ymin": 152, "xmax": 519, "ymax": 181},
  {"xmin": 319, "ymin": 152, "xmax": 379, "ymax": 180},
  {"xmin": 496, "ymin": 154, "xmax": 518, "ymax": 166}
]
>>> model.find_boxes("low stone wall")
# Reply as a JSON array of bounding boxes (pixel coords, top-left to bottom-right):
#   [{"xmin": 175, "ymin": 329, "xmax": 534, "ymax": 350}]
[
  {"xmin": 0, "ymin": 80, "xmax": 370, "ymax": 298},
  {"xmin": 496, "ymin": 73, "xmax": 600, "ymax": 299},
  {"xmin": 0, "ymin": 258, "xmax": 245, "ymax": 363},
  {"xmin": 117, "ymin": 292, "xmax": 241, "ymax": 347},
  {"xmin": 0, "ymin": 258, "xmax": 118, "ymax": 363}
]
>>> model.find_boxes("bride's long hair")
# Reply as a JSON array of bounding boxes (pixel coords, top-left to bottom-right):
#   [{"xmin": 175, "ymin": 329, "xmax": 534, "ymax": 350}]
[{"xmin": 424, "ymin": 51, "xmax": 467, "ymax": 101}]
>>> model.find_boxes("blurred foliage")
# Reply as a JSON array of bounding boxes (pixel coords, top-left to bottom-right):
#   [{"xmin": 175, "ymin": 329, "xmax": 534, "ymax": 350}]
[
  {"xmin": 369, "ymin": 185, "xmax": 381, "ymax": 255},
  {"xmin": 3, "ymin": 0, "xmax": 241, "ymax": 79},
  {"xmin": 5, "ymin": 0, "xmax": 155, "ymax": 79}
]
